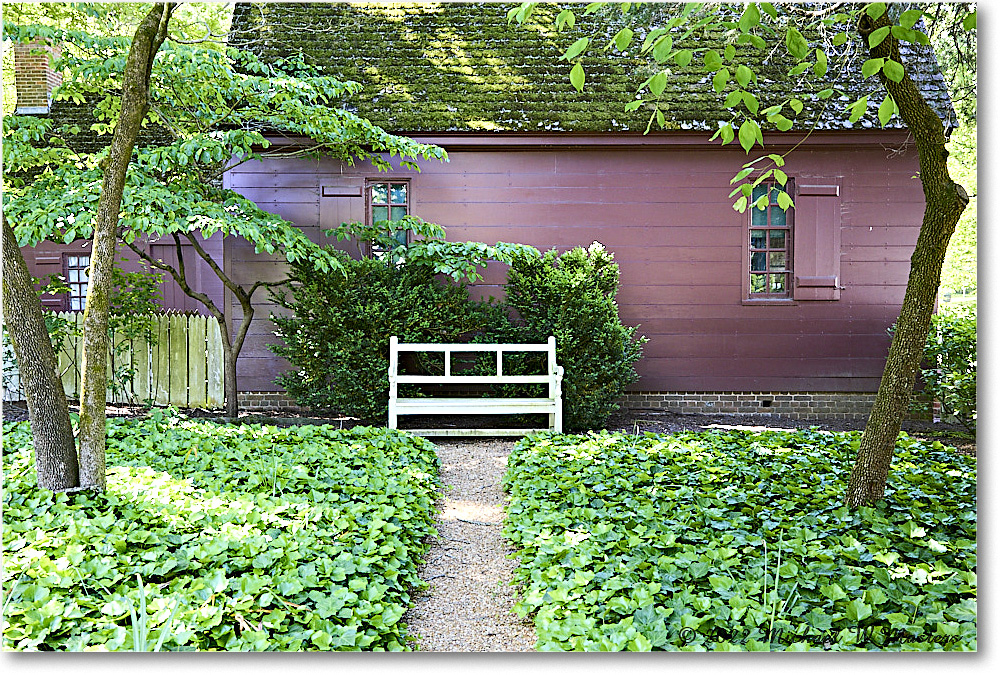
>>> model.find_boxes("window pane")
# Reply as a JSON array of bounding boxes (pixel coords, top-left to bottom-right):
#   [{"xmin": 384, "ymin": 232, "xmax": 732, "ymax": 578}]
[
  {"xmin": 390, "ymin": 206, "xmax": 407, "ymax": 221},
  {"xmin": 79, "ymin": 255, "xmax": 90, "ymax": 266},
  {"xmin": 769, "ymin": 186, "xmax": 783, "ymax": 205},
  {"xmin": 390, "ymin": 184, "xmax": 407, "ymax": 204},
  {"xmin": 752, "ymin": 184, "xmax": 768, "ymax": 202},
  {"xmin": 751, "ymin": 251, "xmax": 767, "ymax": 272},
  {"xmin": 392, "ymin": 230, "xmax": 408, "ymax": 247},
  {"xmin": 769, "ymin": 230, "xmax": 786, "ymax": 250},
  {"xmin": 750, "ymin": 274, "xmax": 766, "ymax": 294},
  {"xmin": 770, "ymin": 206, "xmax": 786, "ymax": 227},
  {"xmin": 373, "ymin": 206, "xmax": 389, "ymax": 222},
  {"xmin": 371, "ymin": 184, "xmax": 388, "ymax": 203},
  {"xmin": 770, "ymin": 274, "xmax": 786, "ymax": 293},
  {"xmin": 68, "ymin": 269, "xmax": 79, "ymax": 282},
  {"xmin": 71, "ymin": 297, "xmax": 82, "ymax": 310},
  {"xmin": 751, "ymin": 205, "xmax": 768, "ymax": 227},
  {"xmin": 68, "ymin": 256, "xmax": 78, "ymax": 267},
  {"xmin": 750, "ymin": 229, "xmax": 766, "ymax": 249},
  {"xmin": 769, "ymin": 252, "xmax": 786, "ymax": 271}
]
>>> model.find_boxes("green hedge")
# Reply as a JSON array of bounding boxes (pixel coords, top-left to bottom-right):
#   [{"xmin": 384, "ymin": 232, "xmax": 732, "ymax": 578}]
[
  {"xmin": 2, "ymin": 418, "xmax": 440, "ymax": 651},
  {"xmin": 270, "ymin": 250, "xmax": 507, "ymax": 418},
  {"xmin": 922, "ymin": 305, "xmax": 976, "ymax": 430},
  {"xmin": 271, "ymin": 243, "xmax": 646, "ymax": 431},
  {"xmin": 503, "ymin": 243, "xmax": 646, "ymax": 431},
  {"xmin": 503, "ymin": 429, "xmax": 976, "ymax": 651}
]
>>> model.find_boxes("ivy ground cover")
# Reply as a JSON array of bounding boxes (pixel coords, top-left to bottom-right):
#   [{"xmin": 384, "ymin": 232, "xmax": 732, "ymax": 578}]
[
  {"xmin": 503, "ymin": 429, "xmax": 976, "ymax": 651},
  {"xmin": 3, "ymin": 418, "xmax": 439, "ymax": 651}
]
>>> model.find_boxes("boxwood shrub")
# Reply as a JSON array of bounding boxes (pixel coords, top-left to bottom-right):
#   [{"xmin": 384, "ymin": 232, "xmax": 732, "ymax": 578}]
[
  {"xmin": 2, "ymin": 417, "xmax": 440, "ymax": 651},
  {"xmin": 503, "ymin": 243, "xmax": 646, "ymax": 431},
  {"xmin": 503, "ymin": 429, "xmax": 976, "ymax": 651},
  {"xmin": 270, "ymin": 250, "xmax": 508, "ymax": 418}
]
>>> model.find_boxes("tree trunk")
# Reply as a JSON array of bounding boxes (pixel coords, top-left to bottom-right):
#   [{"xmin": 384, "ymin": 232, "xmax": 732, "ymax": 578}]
[
  {"xmin": 222, "ymin": 338, "xmax": 239, "ymax": 418},
  {"xmin": 846, "ymin": 13, "xmax": 969, "ymax": 506},
  {"xmin": 77, "ymin": 4, "xmax": 173, "ymax": 489},
  {"xmin": 2, "ymin": 216, "xmax": 79, "ymax": 490}
]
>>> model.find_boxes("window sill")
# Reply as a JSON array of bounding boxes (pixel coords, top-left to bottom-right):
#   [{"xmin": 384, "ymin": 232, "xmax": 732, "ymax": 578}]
[{"xmin": 742, "ymin": 297, "xmax": 797, "ymax": 306}]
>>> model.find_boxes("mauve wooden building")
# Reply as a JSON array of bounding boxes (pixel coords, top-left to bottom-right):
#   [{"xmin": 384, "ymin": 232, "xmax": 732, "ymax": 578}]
[{"xmin": 17, "ymin": 2, "xmax": 957, "ymax": 416}]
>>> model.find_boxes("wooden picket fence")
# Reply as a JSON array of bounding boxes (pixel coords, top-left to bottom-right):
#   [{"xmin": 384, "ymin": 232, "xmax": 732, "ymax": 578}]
[{"xmin": 2, "ymin": 312, "xmax": 224, "ymax": 408}]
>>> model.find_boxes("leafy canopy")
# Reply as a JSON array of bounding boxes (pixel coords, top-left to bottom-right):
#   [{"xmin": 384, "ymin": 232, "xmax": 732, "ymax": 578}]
[
  {"xmin": 510, "ymin": 2, "xmax": 971, "ymax": 212},
  {"xmin": 3, "ymin": 23, "xmax": 448, "ymax": 271}
]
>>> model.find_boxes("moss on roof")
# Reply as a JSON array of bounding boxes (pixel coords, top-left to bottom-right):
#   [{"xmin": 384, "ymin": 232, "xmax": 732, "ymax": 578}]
[{"xmin": 229, "ymin": 1, "xmax": 954, "ymax": 134}]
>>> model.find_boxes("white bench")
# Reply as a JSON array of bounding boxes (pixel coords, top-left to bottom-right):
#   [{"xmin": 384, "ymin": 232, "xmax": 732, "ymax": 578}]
[{"xmin": 388, "ymin": 335, "xmax": 563, "ymax": 437}]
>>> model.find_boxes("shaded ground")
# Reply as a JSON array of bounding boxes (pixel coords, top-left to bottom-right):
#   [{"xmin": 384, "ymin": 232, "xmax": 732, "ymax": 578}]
[{"xmin": 1, "ymin": 400, "xmax": 975, "ymax": 456}]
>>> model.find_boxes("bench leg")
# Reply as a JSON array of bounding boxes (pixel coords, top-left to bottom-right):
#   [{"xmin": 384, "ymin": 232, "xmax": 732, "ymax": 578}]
[{"xmin": 388, "ymin": 402, "xmax": 398, "ymax": 430}]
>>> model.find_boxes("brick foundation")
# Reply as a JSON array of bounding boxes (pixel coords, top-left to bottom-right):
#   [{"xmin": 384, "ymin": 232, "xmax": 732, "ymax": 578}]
[
  {"xmin": 619, "ymin": 391, "xmax": 880, "ymax": 419},
  {"xmin": 236, "ymin": 391, "xmax": 304, "ymax": 412}
]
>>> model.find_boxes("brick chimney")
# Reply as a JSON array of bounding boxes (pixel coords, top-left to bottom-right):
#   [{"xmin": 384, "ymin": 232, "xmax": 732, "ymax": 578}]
[{"xmin": 14, "ymin": 41, "xmax": 62, "ymax": 114}]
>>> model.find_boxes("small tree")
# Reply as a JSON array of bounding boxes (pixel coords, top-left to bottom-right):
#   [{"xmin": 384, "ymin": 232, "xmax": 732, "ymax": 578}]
[{"xmin": 3, "ymin": 24, "xmax": 446, "ymax": 420}]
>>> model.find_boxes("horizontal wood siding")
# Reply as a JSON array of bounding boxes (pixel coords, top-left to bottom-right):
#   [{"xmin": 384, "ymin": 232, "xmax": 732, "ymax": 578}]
[{"xmin": 224, "ymin": 136, "xmax": 923, "ymax": 394}]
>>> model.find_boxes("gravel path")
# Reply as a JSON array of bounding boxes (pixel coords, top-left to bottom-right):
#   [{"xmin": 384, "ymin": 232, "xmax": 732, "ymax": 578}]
[{"xmin": 404, "ymin": 438, "xmax": 536, "ymax": 652}]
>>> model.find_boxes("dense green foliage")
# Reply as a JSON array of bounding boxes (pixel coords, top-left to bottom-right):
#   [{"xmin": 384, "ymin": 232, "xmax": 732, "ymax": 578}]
[
  {"xmin": 940, "ymin": 122, "xmax": 977, "ymax": 294},
  {"xmin": 2, "ymin": 417, "xmax": 440, "ymax": 651},
  {"xmin": 921, "ymin": 305, "xmax": 976, "ymax": 430},
  {"xmin": 504, "ymin": 243, "xmax": 646, "ymax": 431},
  {"xmin": 503, "ymin": 429, "xmax": 976, "ymax": 651},
  {"xmin": 270, "ymin": 250, "xmax": 509, "ymax": 418},
  {"xmin": 271, "ymin": 241, "xmax": 644, "ymax": 430}
]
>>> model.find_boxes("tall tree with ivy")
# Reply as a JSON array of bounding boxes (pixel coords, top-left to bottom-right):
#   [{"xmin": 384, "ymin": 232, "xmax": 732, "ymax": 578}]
[
  {"xmin": 2, "ymin": 3, "xmax": 175, "ymax": 490},
  {"xmin": 4, "ymin": 15, "xmax": 448, "ymax": 434},
  {"xmin": 510, "ymin": 1, "xmax": 974, "ymax": 506}
]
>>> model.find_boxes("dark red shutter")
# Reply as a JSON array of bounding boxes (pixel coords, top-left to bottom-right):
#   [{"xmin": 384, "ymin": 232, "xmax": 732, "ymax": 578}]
[{"xmin": 793, "ymin": 184, "xmax": 841, "ymax": 301}]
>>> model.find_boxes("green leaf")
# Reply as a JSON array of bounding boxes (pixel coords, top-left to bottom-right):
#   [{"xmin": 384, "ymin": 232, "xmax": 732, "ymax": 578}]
[
  {"xmin": 565, "ymin": 37, "xmax": 590, "ymax": 61},
  {"xmin": 774, "ymin": 115, "xmax": 793, "ymax": 132},
  {"xmin": 712, "ymin": 68, "xmax": 729, "ymax": 93},
  {"xmin": 862, "ymin": 58, "xmax": 885, "ymax": 79},
  {"xmin": 773, "ymin": 168, "xmax": 788, "ymax": 185},
  {"xmin": 868, "ymin": 26, "xmax": 891, "ymax": 49},
  {"xmin": 724, "ymin": 44, "xmax": 736, "ymax": 61},
  {"xmin": 704, "ymin": 49, "xmax": 723, "ymax": 70},
  {"xmin": 877, "ymin": 93, "xmax": 895, "ymax": 126},
  {"xmin": 899, "ymin": 9, "xmax": 923, "ymax": 30},
  {"xmin": 738, "ymin": 3, "xmax": 760, "ymax": 32},
  {"xmin": 866, "ymin": 3, "xmax": 887, "ymax": 20},
  {"xmin": 883, "ymin": 59, "xmax": 905, "ymax": 83},
  {"xmin": 817, "ymin": 89, "xmax": 834, "ymax": 99},
  {"xmin": 813, "ymin": 49, "xmax": 828, "ymax": 78},
  {"xmin": 736, "ymin": 64, "xmax": 752, "ymax": 88},
  {"xmin": 776, "ymin": 190, "xmax": 793, "ymax": 210},
  {"xmin": 614, "ymin": 27, "xmax": 634, "ymax": 51},
  {"xmin": 963, "ymin": 11, "xmax": 976, "ymax": 31},
  {"xmin": 653, "ymin": 36, "xmax": 673, "ymax": 63},
  {"xmin": 625, "ymin": 99, "xmax": 644, "ymax": 112},
  {"xmin": 742, "ymin": 91, "xmax": 759, "ymax": 115},
  {"xmin": 789, "ymin": 98, "xmax": 803, "ymax": 114},
  {"xmin": 848, "ymin": 96, "xmax": 869, "ymax": 123},
  {"xmin": 569, "ymin": 62, "xmax": 585, "ymax": 92},
  {"xmin": 724, "ymin": 90, "xmax": 743, "ymax": 108},
  {"xmin": 555, "ymin": 9, "xmax": 576, "ymax": 31},
  {"xmin": 674, "ymin": 49, "xmax": 693, "ymax": 67},
  {"xmin": 785, "ymin": 27, "xmax": 808, "ymax": 59},
  {"xmin": 846, "ymin": 599, "xmax": 873, "ymax": 622},
  {"xmin": 738, "ymin": 119, "xmax": 760, "ymax": 153},
  {"xmin": 833, "ymin": 31, "xmax": 849, "ymax": 46},
  {"xmin": 649, "ymin": 72, "xmax": 667, "ymax": 97},
  {"xmin": 731, "ymin": 167, "xmax": 754, "ymax": 184},
  {"xmin": 720, "ymin": 123, "xmax": 735, "ymax": 145}
]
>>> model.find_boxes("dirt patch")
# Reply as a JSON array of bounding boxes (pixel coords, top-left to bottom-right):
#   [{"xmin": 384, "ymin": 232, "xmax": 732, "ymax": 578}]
[{"xmin": 2, "ymin": 400, "xmax": 974, "ymax": 456}]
